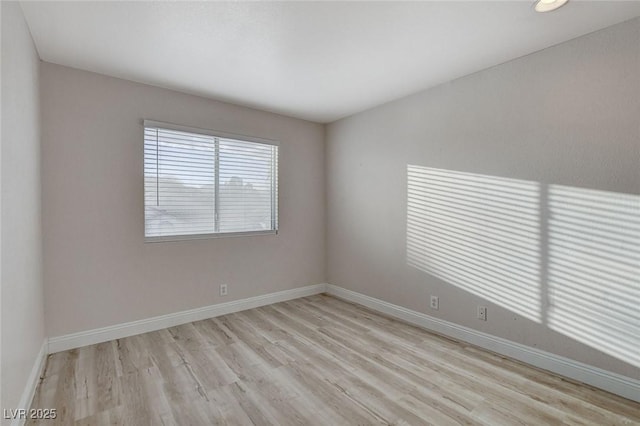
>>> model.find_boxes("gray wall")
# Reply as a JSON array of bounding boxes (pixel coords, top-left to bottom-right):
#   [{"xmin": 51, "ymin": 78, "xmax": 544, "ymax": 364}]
[
  {"xmin": 41, "ymin": 63, "xmax": 325, "ymax": 337},
  {"xmin": 326, "ymin": 18, "xmax": 639, "ymax": 378},
  {"xmin": 1, "ymin": 1, "xmax": 45, "ymax": 416}
]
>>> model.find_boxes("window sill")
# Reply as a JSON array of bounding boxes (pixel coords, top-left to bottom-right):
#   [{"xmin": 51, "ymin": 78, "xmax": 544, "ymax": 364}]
[{"xmin": 144, "ymin": 230, "xmax": 278, "ymax": 243}]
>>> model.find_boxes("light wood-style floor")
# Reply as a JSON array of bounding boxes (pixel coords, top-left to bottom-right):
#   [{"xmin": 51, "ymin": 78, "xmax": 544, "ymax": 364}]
[{"xmin": 29, "ymin": 295, "xmax": 640, "ymax": 425}]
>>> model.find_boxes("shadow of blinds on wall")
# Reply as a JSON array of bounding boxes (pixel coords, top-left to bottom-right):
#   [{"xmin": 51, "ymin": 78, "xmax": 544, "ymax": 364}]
[
  {"xmin": 406, "ymin": 166, "xmax": 541, "ymax": 322},
  {"xmin": 548, "ymin": 185, "xmax": 640, "ymax": 367}
]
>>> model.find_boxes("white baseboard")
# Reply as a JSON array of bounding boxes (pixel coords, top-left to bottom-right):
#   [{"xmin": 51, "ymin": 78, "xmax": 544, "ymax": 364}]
[
  {"xmin": 11, "ymin": 339, "xmax": 48, "ymax": 426},
  {"xmin": 48, "ymin": 284, "xmax": 327, "ymax": 354},
  {"xmin": 325, "ymin": 284, "xmax": 640, "ymax": 403}
]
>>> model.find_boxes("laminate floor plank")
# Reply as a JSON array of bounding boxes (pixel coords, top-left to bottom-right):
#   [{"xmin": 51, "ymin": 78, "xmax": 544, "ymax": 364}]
[{"xmin": 28, "ymin": 295, "xmax": 640, "ymax": 425}]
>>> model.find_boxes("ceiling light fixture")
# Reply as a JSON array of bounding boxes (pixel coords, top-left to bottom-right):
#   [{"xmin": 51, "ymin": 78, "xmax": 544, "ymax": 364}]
[{"xmin": 534, "ymin": 0, "xmax": 569, "ymax": 13}]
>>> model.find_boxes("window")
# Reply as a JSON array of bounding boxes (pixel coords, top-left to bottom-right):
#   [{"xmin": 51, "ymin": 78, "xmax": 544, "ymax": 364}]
[{"xmin": 144, "ymin": 120, "xmax": 278, "ymax": 241}]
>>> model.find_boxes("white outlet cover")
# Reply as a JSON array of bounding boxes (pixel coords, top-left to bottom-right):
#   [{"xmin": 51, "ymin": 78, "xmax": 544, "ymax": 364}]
[
  {"xmin": 430, "ymin": 296, "xmax": 439, "ymax": 310},
  {"xmin": 478, "ymin": 306, "xmax": 487, "ymax": 321}
]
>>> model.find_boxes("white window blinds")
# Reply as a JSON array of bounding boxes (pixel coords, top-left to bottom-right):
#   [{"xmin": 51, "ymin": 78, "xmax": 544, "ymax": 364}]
[{"xmin": 144, "ymin": 121, "xmax": 278, "ymax": 241}]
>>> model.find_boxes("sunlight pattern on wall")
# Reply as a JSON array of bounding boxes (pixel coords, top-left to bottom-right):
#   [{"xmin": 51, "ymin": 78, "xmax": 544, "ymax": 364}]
[
  {"xmin": 548, "ymin": 186, "xmax": 640, "ymax": 367},
  {"xmin": 407, "ymin": 166, "xmax": 542, "ymax": 321}
]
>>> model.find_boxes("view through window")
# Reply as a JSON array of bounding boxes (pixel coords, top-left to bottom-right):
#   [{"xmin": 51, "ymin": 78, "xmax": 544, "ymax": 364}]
[{"xmin": 144, "ymin": 121, "xmax": 278, "ymax": 240}]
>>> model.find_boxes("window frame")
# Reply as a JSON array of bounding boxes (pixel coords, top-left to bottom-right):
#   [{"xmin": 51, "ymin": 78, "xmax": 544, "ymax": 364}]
[{"xmin": 143, "ymin": 120, "xmax": 279, "ymax": 243}]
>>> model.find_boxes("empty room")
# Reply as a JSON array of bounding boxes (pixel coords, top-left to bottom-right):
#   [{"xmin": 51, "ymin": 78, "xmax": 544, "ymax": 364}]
[{"xmin": 1, "ymin": 0, "xmax": 639, "ymax": 424}]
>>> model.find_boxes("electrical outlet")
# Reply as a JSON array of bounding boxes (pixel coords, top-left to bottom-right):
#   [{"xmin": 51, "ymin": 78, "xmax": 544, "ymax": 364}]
[
  {"xmin": 430, "ymin": 295, "xmax": 439, "ymax": 310},
  {"xmin": 220, "ymin": 284, "xmax": 228, "ymax": 296},
  {"xmin": 478, "ymin": 306, "xmax": 487, "ymax": 321}
]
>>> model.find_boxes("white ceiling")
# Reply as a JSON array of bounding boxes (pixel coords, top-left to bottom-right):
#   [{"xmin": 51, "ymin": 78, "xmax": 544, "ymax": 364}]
[{"xmin": 21, "ymin": 1, "xmax": 640, "ymax": 123}]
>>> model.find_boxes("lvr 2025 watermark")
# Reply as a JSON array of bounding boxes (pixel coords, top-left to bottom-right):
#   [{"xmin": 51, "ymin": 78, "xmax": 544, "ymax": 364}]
[{"xmin": 3, "ymin": 408, "xmax": 57, "ymax": 420}]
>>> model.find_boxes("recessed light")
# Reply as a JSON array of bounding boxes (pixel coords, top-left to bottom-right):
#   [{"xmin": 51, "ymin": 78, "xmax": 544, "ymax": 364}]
[{"xmin": 534, "ymin": 0, "xmax": 569, "ymax": 13}]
